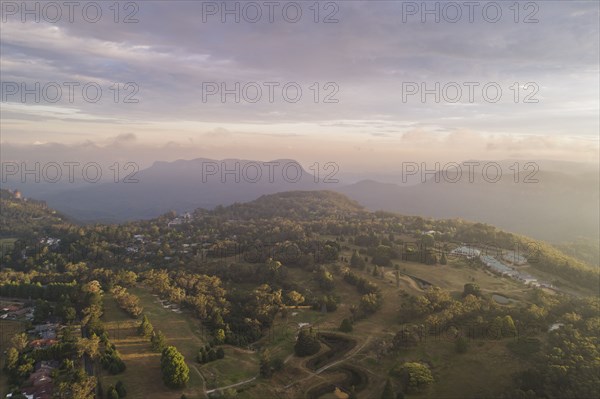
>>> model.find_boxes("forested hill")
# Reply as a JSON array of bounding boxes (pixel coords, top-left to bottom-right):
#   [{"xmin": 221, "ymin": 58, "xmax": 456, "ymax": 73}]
[
  {"xmin": 1, "ymin": 188, "xmax": 597, "ymax": 291},
  {"xmin": 0, "ymin": 189, "xmax": 67, "ymax": 238},
  {"xmin": 212, "ymin": 190, "xmax": 366, "ymax": 220}
]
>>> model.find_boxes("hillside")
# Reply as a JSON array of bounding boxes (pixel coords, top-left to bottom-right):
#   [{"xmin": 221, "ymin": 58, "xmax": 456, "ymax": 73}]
[
  {"xmin": 214, "ymin": 191, "xmax": 366, "ymax": 220},
  {"xmin": 1, "ymin": 189, "xmax": 598, "ymax": 399},
  {"xmin": 0, "ymin": 189, "xmax": 66, "ymax": 239}
]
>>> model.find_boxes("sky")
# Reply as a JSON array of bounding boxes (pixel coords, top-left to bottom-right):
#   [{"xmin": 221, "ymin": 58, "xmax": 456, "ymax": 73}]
[{"xmin": 1, "ymin": 0, "xmax": 599, "ymax": 173}]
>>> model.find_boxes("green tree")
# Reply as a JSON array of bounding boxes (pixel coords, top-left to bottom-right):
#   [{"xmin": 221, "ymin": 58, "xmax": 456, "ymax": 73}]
[
  {"xmin": 10, "ymin": 333, "xmax": 28, "ymax": 352},
  {"xmin": 138, "ymin": 315, "xmax": 154, "ymax": 338},
  {"xmin": 392, "ymin": 362, "xmax": 434, "ymax": 393},
  {"xmin": 160, "ymin": 346, "xmax": 189, "ymax": 388},
  {"xmin": 440, "ymin": 252, "xmax": 447, "ymax": 265},
  {"xmin": 115, "ymin": 380, "xmax": 127, "ymax": 397},
  {"xmin": 462, "ymin": 283, "xmax": 481, "ymax": 298},
  {"xmin": 381, "ymin": 378, "xmax": 395, "ymax": 399},
  {"xmin": 286, "ymin": 290, "xmax": 305, "ymax": 307},
  {"xmin": 106, "ymin": 386, "xmax": 119, "ymax": 399},
  {"xmin": 215, "ymin": 328, "xmax": 225, "ymax": 344},
  {"xmin": 350, "ymin": 250, "xmax": 366, "ymax": 269},
  {"xmin": 4, "ymin": 347, "xmax": 19, "ymax": 375},
  {"xmin": 502, "ymin": 315, "xmax": 517, "ymax": 337},
  {"xmin": 151, "ymin": 330, "xmax": 167, "ymax": 352},
  {"xmin": 339, "ymin": 318, "xmax": 353, "ymax": 333},
  {"xmin": 294, "ymin": 328, "xmax": 321, "ymax": 357},
  {"xmin": 259, "ymin": 350, "xmax": 272, "ymax": 378}
]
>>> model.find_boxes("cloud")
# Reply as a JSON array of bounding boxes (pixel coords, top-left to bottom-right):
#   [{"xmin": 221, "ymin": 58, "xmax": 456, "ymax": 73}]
[{"xmin": 0, "ymin": 1, "xmax": 598, "ymax": 165}]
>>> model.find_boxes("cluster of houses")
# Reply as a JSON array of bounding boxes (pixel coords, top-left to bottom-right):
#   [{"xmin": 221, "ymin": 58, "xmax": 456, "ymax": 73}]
[
  {"xmin": 167, "ymin": 212, "xmax": 193, "ymax": 227},
  {"xmin": 451, "ymin": 246, "xmax": 553, "ymax": 289},
  {"xmin": 3, "ymin": 309, "xmax": 64, "ymax": 399},
  {"xmin": 502, "ymin": 250, "xmax": 528, "ymax": 265},
  {"xmin": 8, "ymin": 360, "xmax": 60, "ymax": 399},
  {"xmin": 1, "ymin": 302, "xmax": 33, "ymax": 321}
]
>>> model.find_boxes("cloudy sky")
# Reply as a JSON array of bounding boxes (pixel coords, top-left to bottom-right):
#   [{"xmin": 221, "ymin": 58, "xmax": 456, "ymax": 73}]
[{"xmin": 1, "ymin": 0, "xmax": 599, "ymax": 172}]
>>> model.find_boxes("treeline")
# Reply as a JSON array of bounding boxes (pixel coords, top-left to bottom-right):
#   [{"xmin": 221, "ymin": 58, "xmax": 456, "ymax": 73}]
[
  {"xmin": 343, "ymin": 270, "xmax": 383, "ymax": 317},
  {"xmin": 111, "ymin": 285, "xmax": 143, "ymax": 318},
  {"xmin": 0, "ymin": 281, "xmax": 77, "ymax": 301},
  {"xmin": 197, "ymin": 344, "xmax": 225, "ymax": 364}
]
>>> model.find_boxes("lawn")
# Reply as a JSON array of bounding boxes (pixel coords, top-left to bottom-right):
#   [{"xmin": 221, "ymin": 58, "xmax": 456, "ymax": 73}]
[{"xmin": 101, "ymin": 286, "xmax": 209, "ymax": 399}]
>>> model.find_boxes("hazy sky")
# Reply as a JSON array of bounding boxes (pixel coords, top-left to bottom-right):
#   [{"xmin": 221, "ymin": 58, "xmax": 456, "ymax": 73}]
[{"xmin": 1, "ymin": 0, "xmax": 599, "ymax": 171}]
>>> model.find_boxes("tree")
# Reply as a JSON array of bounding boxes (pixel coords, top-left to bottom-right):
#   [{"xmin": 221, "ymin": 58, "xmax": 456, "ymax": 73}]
[
  {"xmin": 106, "ymin": 386, "xmax": 119, "ymax": 399},
  {"xmin": 4, "ymin": 347, "xmax": 19, "ymax": 373},
  {"xmin": 10, "ymin": 333, "xmax": 28, "ymax": 352},
  {"xmin": 151, "ymin": 330, "xmax": 167, "ymax": 352},
  {"xmin": 115, "ymin": 380, "xmax": 127, "ymax": 397},
  {"xmin": 462, "ymin": 283, "xmax": 481, "ymax": 298},
  {"xmin": 440, "ymin": 252, "xmax": 448, "ymax": 265},
  {"xmin": 215, "ymin": 328, "xmax": 225, "ymax": 344},
  {"xmin": 286, "ymin": 290, "xmax": 305, "ymax": 307},
  {"xmin": 350, "ymin": 250, "xmax": 366, "ymax": 270},
  {"xmin": 160, "ymin": 346, "xmax": 189, "ymax": 388},
  {"xmin": 339, "ymin": 318, "xmax": 353, "ymax": 333},
  {"xmin": 138, "ymin": 315, "xmax": 154, "ymax": 338},
  {"xmin": 63, "ymin": 306, "xmax": 77, "ymax": 324},
  {"xmin": 502, "ymin": 315, "xmax": 517, "ymax": 337},
  {"xmin": 259, "ymin": 350, "xmax": 272, "ymax": 378},
  {"xmin": 294, "ymin": 328, "xmax": 321, "ymax": 357},
  {"xmin": 373, "ymin": 265, "xmax": 380, "ymax": 277},
  {"xmin": 455, "ymin": 336, "xmax": 468, "ymax": 353},
  {"xmin": 216, "ymin": 347, "xmax": 225, "ymax": 359},
  {"xmin": 360, "ymin": 293, "xmax": 382, "ymax": 314},
  {"xmin": 392, "ymin": 362, "xmax": 433, "ymax": 393},
  {"xmin": 489, "ymin": 316, "xmax": 504, "ymax": 340},
  {"xmin": 382, "ymin": 378, "xmax": 395, "ymax": 399},
  {"xmin": 76, "ymin": 335, "xmax": 100, "ymax": 359},
  {"xmin": 373, "ymin": 245, "xmax": 393, "ymax": 267}
]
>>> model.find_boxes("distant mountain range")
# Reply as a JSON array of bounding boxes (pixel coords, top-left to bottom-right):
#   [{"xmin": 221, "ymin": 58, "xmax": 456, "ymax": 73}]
[
  {"xmin": 4, "ymin": 158, "xmax": 334, "ymax": 222},
  {"xmin": 3, "ymin": 157, "xmax": 598, "ymax": 246},
  {"xmin": 337, "ymin": 169, "xmax": 599, "ymax": 244}
]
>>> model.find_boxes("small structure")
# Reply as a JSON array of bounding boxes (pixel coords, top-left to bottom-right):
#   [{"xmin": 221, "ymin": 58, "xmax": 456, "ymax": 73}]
[{"xmin": 451, "ymin": 246, "xmax": 481, "ymax": 259}]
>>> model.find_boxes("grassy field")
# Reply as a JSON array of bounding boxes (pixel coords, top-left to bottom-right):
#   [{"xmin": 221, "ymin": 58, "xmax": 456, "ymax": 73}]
[
  {"xmin": 101, "ymin": 287, "xmax": 209, "ymax": 399},
  {"xmin": 101, "ymin": 286, "xmax": 264, "ymax": 399}
]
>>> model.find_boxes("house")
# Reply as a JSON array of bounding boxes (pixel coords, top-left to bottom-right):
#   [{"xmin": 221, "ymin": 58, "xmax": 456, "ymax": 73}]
[
  {"xmin": 29, "ymin": 339, "xmax": 58, "ymax": 350},
  {"xmin": 548, "ymin": 323, "xmax": 564, "ymax": 332},
  {"xmin": 34, "ymin": 324, "xmax": 58, "ymax": 339},
  {"xmin": 168, "ymin": 218, "xmax": 183, "ymax": 227},
  {"xmin": 451, "ymin": 246, "xmax": 481, "ymax": 259}
]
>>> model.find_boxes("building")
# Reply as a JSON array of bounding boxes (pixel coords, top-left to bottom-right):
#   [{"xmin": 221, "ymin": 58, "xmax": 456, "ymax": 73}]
[
  {"xmin": 502, "ymin": 250, "xmax": 528, "ymax": 265},
  {"xmin": 451, "ymin": 246, "xmax": 481, "ymax": 259}
]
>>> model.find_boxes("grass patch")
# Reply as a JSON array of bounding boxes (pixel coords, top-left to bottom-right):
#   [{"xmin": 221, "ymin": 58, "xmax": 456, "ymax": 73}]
[
  {"xmin": 507, "ymin": 337, "xmax": 541, "ymax": 357},
  {"xmin": 101, "ymin": 287, "xmax": 208, "ymax": 399}
]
